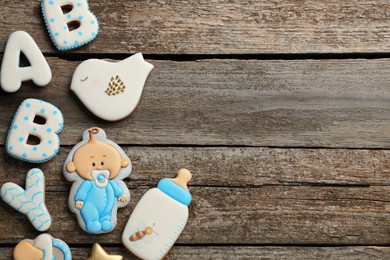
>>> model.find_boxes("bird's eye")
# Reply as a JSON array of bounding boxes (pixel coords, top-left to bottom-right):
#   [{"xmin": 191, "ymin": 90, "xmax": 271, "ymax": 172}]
[
  {"xmin": 92, "ymin": 162, "xmax": 96, "ymax": 167},
  {"xmin": 101, "ymin": 161, "xmax": 104, "ymax": 166}
]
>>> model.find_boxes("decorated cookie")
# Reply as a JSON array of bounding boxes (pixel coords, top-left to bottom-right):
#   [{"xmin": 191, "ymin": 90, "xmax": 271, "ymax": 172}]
[
  {"xmin": 1, "ymin": 31, "xmax": 51, "ymax": 93},
  {"xmin": 63, "ymin": 127, "xmax": 131, "ymax": 233},
  {"xmin": 6, "ymin": 98, "xmax": 64, "ymax": 163},
  {"xmin": 70, "ymin": 53, "xmax": 153, "ymax": 121},
  {"xmin": 88, "ymin": 243, "xmax": 122, "ymax": 260},
  {"xmin": 41, "ymin": 0, "xmax": 99, "ymax": 51},
  {"xmin": 1, "ymin": 168, "xmax": 51, "ymax": 231},
  {"xmin": 122, "ymin": 169, "xmax": 192, "ymax": 259},
  {"xmin": 13, "ymin": 233, "xmax": 71, "ymax": 260}
]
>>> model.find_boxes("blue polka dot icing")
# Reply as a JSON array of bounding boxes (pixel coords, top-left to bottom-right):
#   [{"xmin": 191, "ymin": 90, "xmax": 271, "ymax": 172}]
[
  {"xmin": 53, "ymin": 110, "xmax": 58, "ymax": 115},
  {"xmin": 41, "ymin": 0, "xmax": 99, "ymax": 51},
  {"xmin": 5, "ymin": 98, "xmax": 64, "ymax": 163},
  {"xmin": 74, "ymin": 40, "xmax": 79, "ymax": 45}
]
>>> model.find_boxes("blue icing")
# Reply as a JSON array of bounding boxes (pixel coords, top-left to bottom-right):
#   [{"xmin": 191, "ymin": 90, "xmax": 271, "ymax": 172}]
[
  {"xmin": 13, "ymin": 125, "xmax": 18, "ymax": 129},
  {"xmin": 52, "ymin": 239, "xmax": 72, "ymax": 260},
  {"xmin": 19, "ymin": 137, "xmax": 24, "ymax": 142},
  {"xmin": 78, "ymin": 15, "xmax": 83, "ymax": 20},
  {"xmin": 48, "ymin": 140, "xmax": 52, "ymax": 144},
  {"xmin": 47, "ymin": 128, "xmax": 52, "ymax": 133},
  {"xmin": 74, "ymin": 40, "xmax": 79, "ymax": 45},
  {"xmin": 33, "ymin": 128, "xmax": 37, "ymax": 132},
  {"xmin": 53, "ymin": 110, "xmax": 58, "ymax": 115},
  {"xmin": 24, "ymin": 116, "xmax": 29, "ymax": 121},
  {"xmin": 40, "ymin": 108, "xmax": 46, "ymax": 114},
  {"xmin": 49, "ymin": 18, "xmax": 55, "ymax": 23},
  {"xmin": 90, "ymin": 20, "xmax": 95, "ymax": 24},
  {"xmin": 78, "ymin": 31, "xmax": 83, "ymax": 36},
  {"xmin": 43, "ymin": 153, "xmax": 47, "ymax": 158},
  {"xmin": 77, "ymin": 2, "xmax": 82, "ymax": 7},
  {"xmin": 9, "ymin": 146, "xmax": 13, "ymax": 151},
  {"xmin": 63, "ymin": 40, "xmax": 68, "ymax": 45},
  {"xmin": 26, "ymin": 103, "xmax": 31, "ymax": 108},
  {"xmin": 63, "ymin": 25, "xmax": 68, "ymax": 30},
  {"xmin": 33, "ymin": 147, "xmax": 38, "ymax": 151},
  {"xmin": 49, "ymin": 0, "xmax": 54, "ymax": 5},
  {"xmin": 22, "ymin": 153, "xmax": 27, "ymax": 158},
  {"xmin": 157, "ymin": 179, "xmax": 192, "ymax": 206},
  {"xmin": 66, "ymin": 14, "xmax": 71, "ymax": 19}
]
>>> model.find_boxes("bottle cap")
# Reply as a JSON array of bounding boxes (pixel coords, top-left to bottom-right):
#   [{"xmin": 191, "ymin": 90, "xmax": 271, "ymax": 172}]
[{"xmin": 157, "ymin": 169, "xmax": 192, "ymax": 206}]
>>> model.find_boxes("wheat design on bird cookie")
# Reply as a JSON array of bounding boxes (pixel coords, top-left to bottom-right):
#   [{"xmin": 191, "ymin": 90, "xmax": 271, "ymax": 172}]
[{"xmin": 105, "ymin": 75, "xmax": 126, "ymax": 96}]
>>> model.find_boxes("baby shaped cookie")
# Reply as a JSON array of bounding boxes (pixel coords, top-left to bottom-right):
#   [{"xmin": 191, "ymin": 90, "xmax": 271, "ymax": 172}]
[
  {"xmin": 6, "ymin": 98, "xmax": 64, "ymax": 163},
  {"xmin": 13, "ymin": 233, "xmax": 71, "ymax": 260},
  {"xmin": 70, "ymin": 53, "xmax": 153, "ymax": 121},
  {"xmin": 1, "ymin": 169, "xmax": 51, "ymax": 231},
  {"xmin": 64, "ymin": 127, "xmax": 131, "ymax": 234},
  {"xmin": 41, "ymin": 0, "xmax": 99, "ymax": 51}
]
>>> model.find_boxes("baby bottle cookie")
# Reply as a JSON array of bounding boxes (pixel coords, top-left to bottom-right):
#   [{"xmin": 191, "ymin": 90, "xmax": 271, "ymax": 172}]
[
  {"xmin": 64, "ymin": 127, "xmax": 131, "ymax": 234},
  {"xmin": 13, "ymin": 233, "xmax": 71, "ymax": 260},
  {"xmin": 122, "ymin": 169, "xmax": 192, "ymax": 259}
]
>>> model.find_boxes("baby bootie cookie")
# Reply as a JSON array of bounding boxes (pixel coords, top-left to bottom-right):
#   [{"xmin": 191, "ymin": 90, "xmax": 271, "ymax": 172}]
[
  {"xmin": 1, "ymin": 169, "xmax": 51, "ymax": 231},
  {"xmin": 41, "ymin": 0, "xmax": 99, "ymax": 51},
  {"xmin": 13, "ymin": 234, "xmax": 71, "ymax": 260},
  {"xmin": 64, "ymin": 127, "xmax": 131, "ymax": 234},
  {"xmin": 122, "ymin": 169, "xmax": 192, "ymax": 259},
  {"xmin": 6, "ymin": 98, "xmax": 64, "ymax": 163},
  {"xmin": 1, "ymin": 31, "xmax": 51, "ymax": 93},
  {"xmin": 70, "ymin": 53, "xmax": 153, "ymax": 121}
]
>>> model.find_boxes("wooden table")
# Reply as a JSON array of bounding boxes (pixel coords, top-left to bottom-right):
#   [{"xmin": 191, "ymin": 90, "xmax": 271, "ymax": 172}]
[{"xmin": 1, "ymin": 0, "xmax": 390, "ymax": 259}]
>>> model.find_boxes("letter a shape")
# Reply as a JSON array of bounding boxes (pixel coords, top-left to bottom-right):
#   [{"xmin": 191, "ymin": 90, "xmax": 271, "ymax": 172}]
[{"xmin": 1, "ymin": 31, "xmax": 52, "ymax": 93}]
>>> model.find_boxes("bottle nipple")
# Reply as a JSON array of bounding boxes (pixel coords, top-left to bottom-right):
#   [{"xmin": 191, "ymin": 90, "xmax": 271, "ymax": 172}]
[{"xmin": 170, "ymin": 169, "xmax": 192, "ymax": 191}]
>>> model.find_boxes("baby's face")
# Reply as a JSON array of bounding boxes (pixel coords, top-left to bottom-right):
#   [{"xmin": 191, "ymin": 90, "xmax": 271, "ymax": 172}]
[{"xmin": 72, "ymin": 141, "xmax": 123, "ymax": 180}]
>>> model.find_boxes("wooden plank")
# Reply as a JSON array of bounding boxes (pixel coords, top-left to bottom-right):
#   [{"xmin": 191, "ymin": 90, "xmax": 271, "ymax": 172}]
[
  {"xmin": 1, "ymin": 186, "xmax": 390, "ymax": 244},
  {"xmin": 2, "ymin": 147, "xmax": 390, "ymax": 188},
  {"xmin": 1, "ymin": 1, "xmax": 390, "ymax": 54},
  {"xmin": 2, "ymin": 246, "xmax": 390, "ymax": 259},
  {"xmin": 1, "ymin": 58, "xmax": 390, "ymax": 148}
]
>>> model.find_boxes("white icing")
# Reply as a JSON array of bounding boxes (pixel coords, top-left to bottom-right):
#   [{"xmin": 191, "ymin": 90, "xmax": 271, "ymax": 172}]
[
  {"xmin": 122, "ymin": 188, "xmax": 188, "ymax": 259},
  {"xmin": 6, "ymin": 98, "xmax": 64, "ymax": 163},
  {"xmin": 34, "ymin": 234, "xmax": 53, "ymax": 260},
  {"xmin": 41, "ymin": 0, "xmax": 99, "ymax": 51},
  {"xmin": 71, "ymin": 53, "xmax": 154, "ymax": 121},
  {"xmin": 0, "ymin": 31, "xmax": 52, "ymax": 93}
]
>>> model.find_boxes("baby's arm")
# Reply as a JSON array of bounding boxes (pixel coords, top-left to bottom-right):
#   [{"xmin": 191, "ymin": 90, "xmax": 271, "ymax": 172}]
[
  {"xmin": 74, "ymin": 181, "xmax": 92, "ymax": 208},
  {"xmin": 111, "ymin": 181, "xmax": 128, "ymax": 202}
]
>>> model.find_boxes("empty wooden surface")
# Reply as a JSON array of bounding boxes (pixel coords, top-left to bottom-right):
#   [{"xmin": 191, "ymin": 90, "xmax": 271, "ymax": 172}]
[{"xmin": 1, "ymin": 0, "xmax": 390, "ymax": 259}]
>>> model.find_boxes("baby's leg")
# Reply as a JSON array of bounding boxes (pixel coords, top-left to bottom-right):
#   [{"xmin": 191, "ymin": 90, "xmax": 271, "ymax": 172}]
[
  {"xmin": 81, "ymin": 203, "xmax": 101, "ymax": 232},
  {"xmin": 100, "ymin": 212, "xmax": 113, "ymax": 231}
]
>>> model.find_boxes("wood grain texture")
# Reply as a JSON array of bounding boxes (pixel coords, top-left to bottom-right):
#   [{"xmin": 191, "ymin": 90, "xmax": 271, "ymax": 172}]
[
  {"xmin": 1, "ymin": 58, "xmax": 390, "ymax": 148},
  {"xmin": 0, "ymin": 1, "xmax": 389, "ymax": 54},
  {"xmin": 2, "ymin": 147, "xmax": 390, "ymax": 189},
  {"xmin": 2, "ymin": 246, "xmax": 390, "ymax": 259},
  {"xmin": 1, "ymin": 186, "xmax": 390, "ymax": 244}
]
